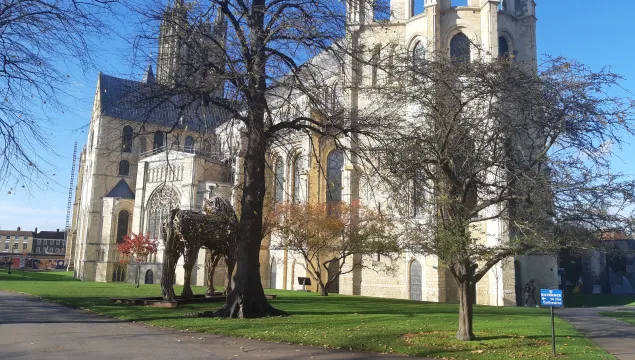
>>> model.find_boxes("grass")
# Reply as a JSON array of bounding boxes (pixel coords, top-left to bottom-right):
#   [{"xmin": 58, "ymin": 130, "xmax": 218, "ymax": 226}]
[
  {"xmin": 0, "ymin": 270, "xmax": 612, "ymax": 359},
  {"xmin": 564, "ymin": 293, "xmax": 635, "ymax": 308},
  {"xmin": 599, "ymin": 311, "xmax": 635, "ymax": 326}
]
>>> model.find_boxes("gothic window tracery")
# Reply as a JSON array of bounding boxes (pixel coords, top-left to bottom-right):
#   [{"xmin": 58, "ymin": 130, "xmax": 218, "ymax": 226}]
[{"xmin": 146, "ymin": 186, "xmax": 180, "ymax": 241}]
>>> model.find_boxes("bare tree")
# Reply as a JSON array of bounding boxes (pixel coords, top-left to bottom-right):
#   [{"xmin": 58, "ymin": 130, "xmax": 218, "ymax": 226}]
[
  {"xmin": 269, "ymin": 201, "xmax": 399, "ymax": 296},
  {"xmin": 0, "ymin": 0, "xmax": 116, "ymax": 189},
  {"xmin": 369, "ymin": 53, "xmax": 635, "ymax": 340},
  {"xmin": 126, "ymin": 0, "xmax": 389, "ymax": 318}
]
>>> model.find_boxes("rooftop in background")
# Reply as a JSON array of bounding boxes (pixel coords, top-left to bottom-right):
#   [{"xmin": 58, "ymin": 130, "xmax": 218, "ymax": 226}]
[
  {"xmin": 34, "ymin": 230, "xmax": 67, "ymax": 240},
  {"xmin": 0, "ymin": 229, "xmax": 34, "ymax": 237},
  {"xmin": 98, "ymin": 72, "xmax": 232, "ymax": 131},
  {"xmin": 601, "ymin": 231, "xmax": 635, "ymax": 241}
]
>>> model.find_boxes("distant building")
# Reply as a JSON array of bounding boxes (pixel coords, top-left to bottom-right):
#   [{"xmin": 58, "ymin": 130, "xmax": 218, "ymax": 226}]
[
  {"xmin": 33, "ymin": 229, "xmax": 66, "ymax": 256},
  {"xmin": 0, "ymin": 227, "xmax": 33, "ymax": 255}
]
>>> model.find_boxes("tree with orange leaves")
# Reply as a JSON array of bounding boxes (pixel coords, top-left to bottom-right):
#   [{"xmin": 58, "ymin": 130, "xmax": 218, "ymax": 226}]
[
  {"xmin": 117, "ymin": 233, "xmax": 159, "ymax": 288},
  {"xmin": 270, "ymin": 202, "xmax": 399, "ymax": 296}
]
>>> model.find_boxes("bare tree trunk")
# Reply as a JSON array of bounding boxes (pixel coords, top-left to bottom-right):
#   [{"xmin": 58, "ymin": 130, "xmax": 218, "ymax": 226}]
[
  {"xmin": 135, "ymin": 264, "xmax": 140, "ymax": 288},
  {"xmin": 224, "ymin": 254, "xmax": 235, "ymax": 294},
  {"xmin": 457, "ymin": 279, "xmax": 476, "ymax": 341},
  {"xmin": 320, "ymin": 283, "xmax": 329, "ymax": 296},
  {"xmin": 161, "ymin": 237, "xmax": 180, "ymax": 300}
]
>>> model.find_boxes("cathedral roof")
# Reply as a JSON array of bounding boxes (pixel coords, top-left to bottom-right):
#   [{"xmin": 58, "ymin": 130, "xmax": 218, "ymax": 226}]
[
  {"xmin": 98, "ymin": 72, "xmax": 231, "ymax": 130},
  {"xmin": 105, "ymin": 178, "xmax": 135, "ymax": 199}
]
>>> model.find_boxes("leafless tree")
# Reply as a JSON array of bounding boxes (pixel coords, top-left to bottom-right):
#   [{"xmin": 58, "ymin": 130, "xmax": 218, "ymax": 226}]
[
  {"xmin": 0, "ymin": 0, "xmax": 116, "ymax": 190},
  {"xmin": 126, "ymin": 0, "xmax": 389, "ymax": 318},
  {"xmin": 368, "ymin": 51, "xmax": 635, "ymax": 340}
]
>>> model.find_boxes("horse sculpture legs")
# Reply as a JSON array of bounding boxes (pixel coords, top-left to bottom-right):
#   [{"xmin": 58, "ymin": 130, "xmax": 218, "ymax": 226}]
[{"xmin": 181, "ymin": 243, "xmax": 203, "ymax": 299}]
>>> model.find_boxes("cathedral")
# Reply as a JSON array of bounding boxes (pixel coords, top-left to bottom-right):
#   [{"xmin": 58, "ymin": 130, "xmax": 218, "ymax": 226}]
[{"xmin": 66, "ymin": 0, "xmax": 558, "ymax": 306}]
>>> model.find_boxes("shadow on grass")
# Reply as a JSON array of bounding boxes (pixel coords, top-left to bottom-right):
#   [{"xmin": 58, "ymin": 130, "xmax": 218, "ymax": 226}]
[{"xmin": 0, "ymin": 270, "xmax": 78, "ymax": 282}]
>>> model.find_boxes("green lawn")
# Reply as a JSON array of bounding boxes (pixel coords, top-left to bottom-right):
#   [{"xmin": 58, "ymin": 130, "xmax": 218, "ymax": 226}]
[
  {"xmin": 565, "ymin": 293, "xmax": 635, "ymax": 308},
  {"xmin": 0, "ymin": 270, "xmax": 612, "ymax": 359},
  {"xmin": 599, "ymin": 311, "xmax": 635, "ymax": 326}
]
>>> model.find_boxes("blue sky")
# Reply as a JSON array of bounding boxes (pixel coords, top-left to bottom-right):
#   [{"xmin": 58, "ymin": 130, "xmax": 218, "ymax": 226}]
[{"xmin": 0, "ymin": 0, "xmax": 634, "ymax": 231}]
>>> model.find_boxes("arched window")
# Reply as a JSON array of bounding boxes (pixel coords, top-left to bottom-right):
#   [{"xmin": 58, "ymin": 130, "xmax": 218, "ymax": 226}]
[
  {"xmin": 138, "ymin": 136, "xmax": 147, "ymax": 155},
  {"xmin": 185, "ymin": 136, "xmax": 195, "ymax": 153},
  {"xmin": 326, "ymin": 149, "xmax": 344, "ymax": 203},
  {"xmin": 116, "ymin": 210, "xmax": 129, "ymax": 244},
  {"xmin": 409, "ymin": 259, "xmax": 422, "ymax": 301},
  {"xmin": 153, "ymin": 131, "xmax": 164, "ymax": 151},
  {"xmin": 118, "ymin": 160, "xmax": 130, "ymax": 176},
  {"xmin": 145, "ymin": 270, "xmax": 154, "ymax": 284},
  {"xmin": 274, "ymin": 157, "xmax": 285, "ymax": 202},
  {"xmin": 112, "ymin": 265, "xmax": 125, "ymax": 282},
  {"xmin": 293, "ymin": 154, "xmax": 305, "ymax": 203},
  {"xmin": 146, "ymin": 186, "xmax": 179, "ymax": 240},
  {"xmin": 122, "ymin": 126, "xmax": 133, "ymax": 153},
  {"xmin": 498, "ymin": 36, "xmax": 510, "ymax": 59},
  {"xmin": 270, "ymin": 257, "xmax": 277, "ymax": 289},
  {"xmin": 450, "ymin": 32, "xmax": 471, "ymax": 63},
  {"xmin": 412, "ymin": 41, "xmax": 425, "ymax": 63}
]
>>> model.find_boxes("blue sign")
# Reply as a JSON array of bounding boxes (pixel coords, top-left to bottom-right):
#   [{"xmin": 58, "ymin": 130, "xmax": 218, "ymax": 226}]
[{"xmin": 540, "ymin": 289, "xmax": 564, "ymax": 307}]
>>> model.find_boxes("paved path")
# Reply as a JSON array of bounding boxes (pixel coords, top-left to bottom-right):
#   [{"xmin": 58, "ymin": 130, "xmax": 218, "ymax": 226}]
[
  {"xmin": 559, "ymin": 306, "xmax": 635, "ymax": 360},
  {"xmin": 0, "ymin": 291, "xmax": 416, "ymax": 360}
]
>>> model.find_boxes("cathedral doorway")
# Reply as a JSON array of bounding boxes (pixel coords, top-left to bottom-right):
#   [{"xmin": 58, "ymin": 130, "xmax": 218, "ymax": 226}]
[
  {"xmin": 409, "ymin": 259, "xmax": 422, "ymax": 301},
  {"xmin": 145, "ymin": 270, "xmax": 154, "ymax": 284},
  {"xmin": 112, "ymin": 265, "xmax": 126, "ymax": 282}
]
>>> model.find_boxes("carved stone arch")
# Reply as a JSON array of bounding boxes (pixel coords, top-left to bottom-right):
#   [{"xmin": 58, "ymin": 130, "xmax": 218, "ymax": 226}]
[
  {"xmin": 406, "ymin": 35, "xmax": 427, "ymax": 53},
  {"xmin": 445, "ymin": 26, "xmax": 479, "ymax": 60},
  {"xmin": 497, "ymin": 29, "xmax": 515, "ymax": 58}
]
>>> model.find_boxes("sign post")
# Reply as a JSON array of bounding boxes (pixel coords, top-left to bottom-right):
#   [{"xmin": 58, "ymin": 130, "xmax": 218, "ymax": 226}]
[{"xmin": 540, "ymin": 289, "xmax": 564, "ymax": 356}]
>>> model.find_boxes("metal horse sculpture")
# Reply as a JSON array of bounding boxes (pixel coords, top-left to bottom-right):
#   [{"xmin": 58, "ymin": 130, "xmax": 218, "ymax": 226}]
[{"xmin": 160, "ymin": 196, "xmax": 238, "ymax": 301}]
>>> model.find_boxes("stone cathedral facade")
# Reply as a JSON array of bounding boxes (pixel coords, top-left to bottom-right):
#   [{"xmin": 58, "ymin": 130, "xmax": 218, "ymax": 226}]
[{"xmin": 67, "ymin": 0, "xmax": 557, "ymax": 306}]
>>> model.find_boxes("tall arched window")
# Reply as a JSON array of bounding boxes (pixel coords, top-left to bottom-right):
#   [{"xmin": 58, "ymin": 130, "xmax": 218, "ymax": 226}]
[
  {"xmin": 326, "ymin": 149, "xmax": 344, "ymax": 203},
  {"xmin": 498, "ymin": 36, "xmax": 510, "ymax": 59},
  {"xmin": 122, "ymin": 126, "xmax": 133, "ymax": 153},
  {"xmin": 153, "ymin": 131, "xmax": 164, "ymax": 151},
  {"xmin": 118, "ymin": 160, "xmax": 130, "ymax": 176},
  {"xmin": 146, "ymin": 186, "xmax": 179, "ymax": 240},
  {"xmin": 116, "ymin": 210, "xmax": 129, "ymax": 244},
  {"xmin": 185, "ymin": 136, "xmax": 195, "ymax": 153},
  {"xmin": 274, "ymin": 157, "xmax": 285, "ymax": 202},
  {"xmin": 412, "ymin": 40, "xmax": 425, "ymax": 63},
  {"xmin": 293, "ymin": 154, "xmax": 305, "ymax": 203},
  {"xmin": 409, "ymin": 259, "xmax": 422, "ymax": 301},
  {"xmin": 450, "ymin": 32, "xmax": 471, "ymax": 63},
  {"xmin": 270, "ymin": 257, "xmax": 277, "ymax": 289}
]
